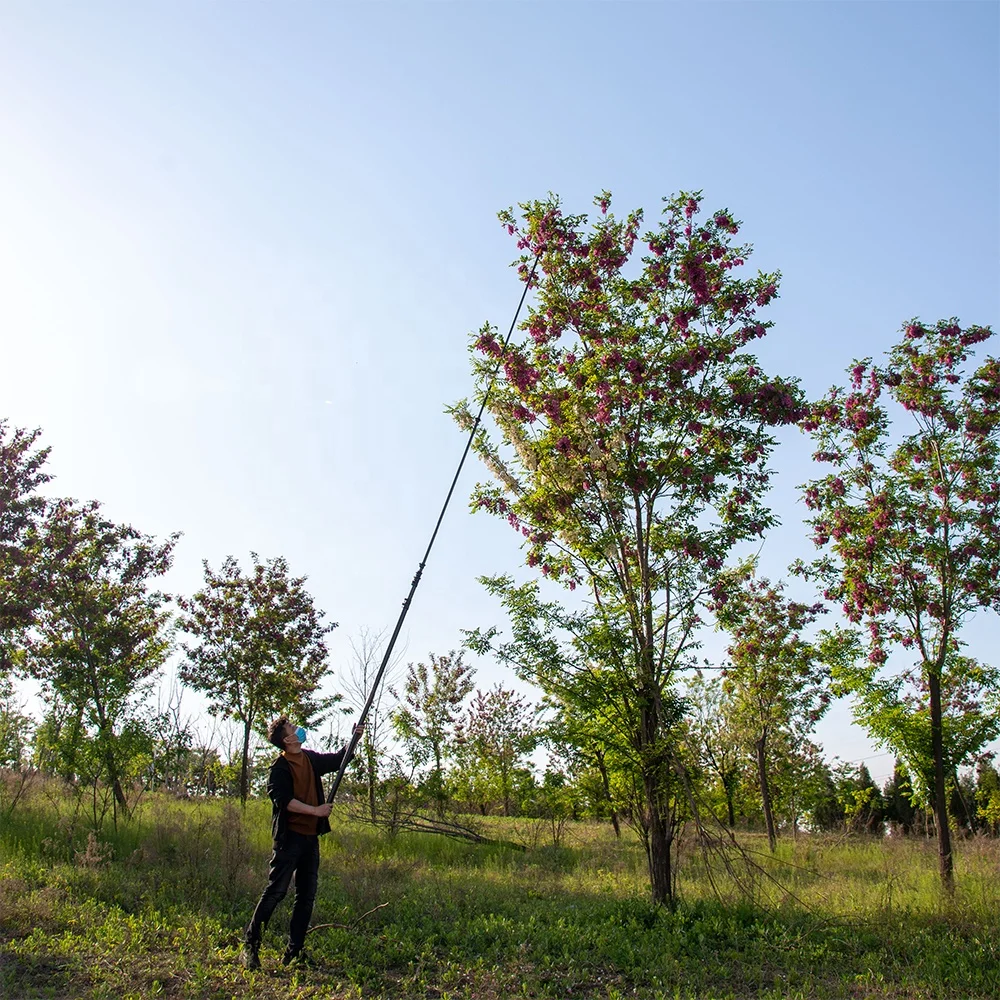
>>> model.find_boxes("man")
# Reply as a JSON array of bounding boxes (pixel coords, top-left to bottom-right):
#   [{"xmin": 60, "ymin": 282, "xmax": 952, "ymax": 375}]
[{"xmin": 241, "ymin": 716, "xmax": 362, "ymax": 970}]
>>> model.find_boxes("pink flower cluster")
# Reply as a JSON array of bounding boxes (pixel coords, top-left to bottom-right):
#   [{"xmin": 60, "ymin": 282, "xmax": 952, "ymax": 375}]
[
  {"xmin": 503, "ymin": 353, "xmax": 541, "ymax": 394},
  {"xmin": 755, "ymin": 283, "xmax": 777, "ymax": 307},
  {"xmin": 679, "ymin": 254, "xmax": 712, "ymax": 305},
  {"xmin": 543, "ymin": 394, "xmax": 565, "ymax": 426},
  {"xmin": 475, "ymin": 332, "xmax": 502, "ymax": 357}
]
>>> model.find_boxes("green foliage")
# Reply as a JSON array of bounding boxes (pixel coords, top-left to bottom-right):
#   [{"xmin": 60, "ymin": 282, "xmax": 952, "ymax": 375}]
[
  {"xmin": 765, "ymin": 737, "xmax": 837, "ymax": 835},
  {"xmin": 838, "ymin": 763, "xmax": 886, "ymax": 834},
  {"xmin": 30, "ymin": 694, "xmax": 159, "ymax": 831},
  {"xmin": 453, "ymin": 684, "xmax": 538, "ymax": 817},
  {"xmin": 831, "ymin": 653, "xmax": 1000, "ymax": 804},
  {"xmin": 883, "ymin": 760, "xmax": 917, "ymax": 833},
  {"xmin": 684, "ymin": 672, "xmax": 746, "ymax": 828},
  {"xmin": 713, "ymin": 568, "xmax": 844, "ymax": 849},
  {"xmin": 975, "ymin": 757, "xmax": 1000, "ymax": 834},
  {"xmin": 21, "ymin": 499, "xmax": 177, "ymax": 820},
  {"xmin": 31, "ymin": 695, "xmax": 87, "ymax": 780},
  {"xmin": 0, "ymin": 674, "xmax": 33, "ymax": 767},
  {"xmin": 808, "ymin": 767, "xmax": 846, "ymax": 833},
  {"xmin": 529, "ymin": 767, "xmax": 581, "ymax": 845}
]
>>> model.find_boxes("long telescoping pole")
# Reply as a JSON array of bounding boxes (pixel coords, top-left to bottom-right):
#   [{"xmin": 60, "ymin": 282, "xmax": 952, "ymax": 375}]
[{"xmin": 326, "ymin": 255, "xmax": 540, "ymax": 805}]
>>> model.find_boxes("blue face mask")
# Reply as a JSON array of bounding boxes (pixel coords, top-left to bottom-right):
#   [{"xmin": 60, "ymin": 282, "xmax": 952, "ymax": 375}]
[{"xmin": 295, "ymin": 726, "xmax": 307, "ymax": 744}]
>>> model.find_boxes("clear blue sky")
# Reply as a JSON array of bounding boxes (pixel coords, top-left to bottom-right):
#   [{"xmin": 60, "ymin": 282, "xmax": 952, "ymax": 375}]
[{"xmin": 1, "ymin": 2, "xmax": 997, "ymax": 781}]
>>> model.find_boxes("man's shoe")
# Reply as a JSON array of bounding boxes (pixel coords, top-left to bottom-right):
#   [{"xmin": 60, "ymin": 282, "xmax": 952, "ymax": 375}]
[
  {"xmin": 241, "ymin": 941, "xmax": 261, "ymax": 970},
  {"xmin": 281, "ymin": 947, "xmax": 320, "ymax": 968}
]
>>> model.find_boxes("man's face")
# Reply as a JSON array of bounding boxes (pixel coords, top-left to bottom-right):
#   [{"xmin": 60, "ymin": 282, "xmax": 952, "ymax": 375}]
[{"xmin": 282, "ymin": 723, "xmax": 303, "ymax": 754}]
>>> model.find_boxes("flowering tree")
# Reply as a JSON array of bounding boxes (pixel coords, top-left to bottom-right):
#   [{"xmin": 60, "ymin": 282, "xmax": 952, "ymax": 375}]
[
  {"xmin": 393, "ymin": 650, "xmax": 475, "ymax": 816},
  {"xmin": 0, "ymin": 421, "xmax": 51, "ymax": 673},
  {"xmin": 712, "ymin": 571, "xmax": 841, "ymax": 850},
  {"xmin": 178, "ymin": 553, "xmax": 337, "ymax": 803},
  {"xmin": 456, "ymin": 191, "xmax": 802, "ymax": 903},
  {"xmin": 24, "ymin": 499, "xmax": 177, "ymax": 819},
  {"xmin": 798, "ymin": 318, "xmax": 1000, "ymax": 890},
  {"xmin": 454, "ymin": 684, "xmax": 537, "ymax": 817}
]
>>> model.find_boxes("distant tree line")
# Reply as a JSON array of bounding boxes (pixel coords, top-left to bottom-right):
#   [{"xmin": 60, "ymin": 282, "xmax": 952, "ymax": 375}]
[
  {"xmin": 336, "ymin": 645, "xmax": 1000, "ymax": 845},
  {"xmin": 0, "ymin": 417, "xmax": 997, "ymax": 848}
]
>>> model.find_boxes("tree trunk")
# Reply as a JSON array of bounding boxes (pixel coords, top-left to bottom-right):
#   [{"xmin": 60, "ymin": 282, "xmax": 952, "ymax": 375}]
[
  {"xmin": 756, "ymin": 734, "xmax": 777, "ymax": 853},
  {"xmin": 92, "ymin": 711, "xmax": 128, "ymax": 816},
  {"xmin": 640, "ymin": 686, "xmax": 673, "ymax": 905},
  {"xmin": 635, "ymin": 523, "xmax": 674, "ymax": 905},
  {"xmin": 240, "ymin": 719, "xmax": 252, "ymax": 805},
  {"xmin": 95, "ymin": 726, "xmax": 128, "ymax": 816},
  {"xmin": 87, "ymin": 664, "xmax": 129, "ymax": 817},
  {"xmin": 433, "ymin": 745, "xmax": 445, "ymax": 819},
  {"xmin": 367, "ymin": 743, "xmax": 377, "ymax": 823},
  {"xmin": 637, "ymin": 610, "xmax": 672, "ymax": 904},
  {"xmin": 723, "ymin": 773, "xmax": 736, "ymax": 829},
  {"xmin": 595, "ymin": 749, "xmax": 621, "ymax": 839},
  {"xmin": 644, "ymin": 769, "xmax": 673, "ymax": 905},
  {"xmin": 928, "ymin": 667, "xmax": 954, "ymax": 893},
  {"xmin": 101, "ymin": 744, "xmax": 128, "ymax": 819},
  {"xmin": 109, "ymin": 767, "xmax": 128, "ymax": 816}
]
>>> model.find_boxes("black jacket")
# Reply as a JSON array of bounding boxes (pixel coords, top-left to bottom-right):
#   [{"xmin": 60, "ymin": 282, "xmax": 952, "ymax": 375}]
[{"xmin": 266, "ymin": 746, "xmax": 353, "ymax": 845}]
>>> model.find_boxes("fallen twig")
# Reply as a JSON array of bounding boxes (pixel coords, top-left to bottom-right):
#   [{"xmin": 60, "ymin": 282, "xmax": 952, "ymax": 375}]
[
  {"xmin": 307, "ymin": 901, "xmax": 391, "ymax": 936},
  {"xmin": 355, "ymin": 805, "xmax": 528, "ymax": 851},
  {"xmin": 394, "ymin": 813, "xmax": 527, "ymax": 851}
]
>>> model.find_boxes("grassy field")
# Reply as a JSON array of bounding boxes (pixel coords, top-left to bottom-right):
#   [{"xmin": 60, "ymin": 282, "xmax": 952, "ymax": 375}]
[{"xmin": 1, "ymin": 778, "xmax": 998, "ymax": 999}]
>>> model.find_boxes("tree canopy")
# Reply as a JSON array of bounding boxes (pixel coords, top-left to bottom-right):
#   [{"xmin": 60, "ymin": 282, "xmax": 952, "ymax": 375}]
[
  {"xmin": 458, "ymin": 190, "xmax": 804, "ymax": 902},
  {"xmin": 178, "ymin": 553, "xmax": 337, "ymax": 802},
  {"xmin": 799, "ymin": 318, "xmax": 1000, "ymax": 890}
]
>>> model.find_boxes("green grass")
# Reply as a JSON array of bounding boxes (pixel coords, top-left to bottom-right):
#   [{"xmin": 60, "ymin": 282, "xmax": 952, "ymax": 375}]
[{"xmin": 1, "ymin": 778, "xmax": 998, "ymax": 999}]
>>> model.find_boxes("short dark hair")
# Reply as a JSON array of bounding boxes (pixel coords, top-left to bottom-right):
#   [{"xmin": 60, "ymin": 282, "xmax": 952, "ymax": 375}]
[{"xmin": 267, "ymin": 716, "xmax": 291, "ymax": 750}]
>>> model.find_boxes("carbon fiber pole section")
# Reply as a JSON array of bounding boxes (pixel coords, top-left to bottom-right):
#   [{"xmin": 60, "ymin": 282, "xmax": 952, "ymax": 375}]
[{"xmin": 326, "ymin": 255, "xmax": 540, "ymax": 804}]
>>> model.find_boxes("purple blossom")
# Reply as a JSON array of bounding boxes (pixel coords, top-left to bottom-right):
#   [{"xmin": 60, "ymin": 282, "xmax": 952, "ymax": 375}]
[
  {"xmin": 755, "ymin": 283, "xmax": 777, "ymax": 307},
  {"xmin": 544, "ymin": 395, "xmax": 565, "ymax": 425}
]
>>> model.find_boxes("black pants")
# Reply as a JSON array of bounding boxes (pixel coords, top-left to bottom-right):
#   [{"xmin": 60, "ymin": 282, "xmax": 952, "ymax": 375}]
[{"xmin": 245, "ymin": 831, "xmax": 320, "ymax": 952}]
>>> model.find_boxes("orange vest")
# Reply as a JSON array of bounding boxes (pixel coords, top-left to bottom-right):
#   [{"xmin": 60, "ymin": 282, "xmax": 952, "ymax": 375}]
[{"xmin": 283, "ymin": 750, "xmax": 319, "ymax": 835}]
